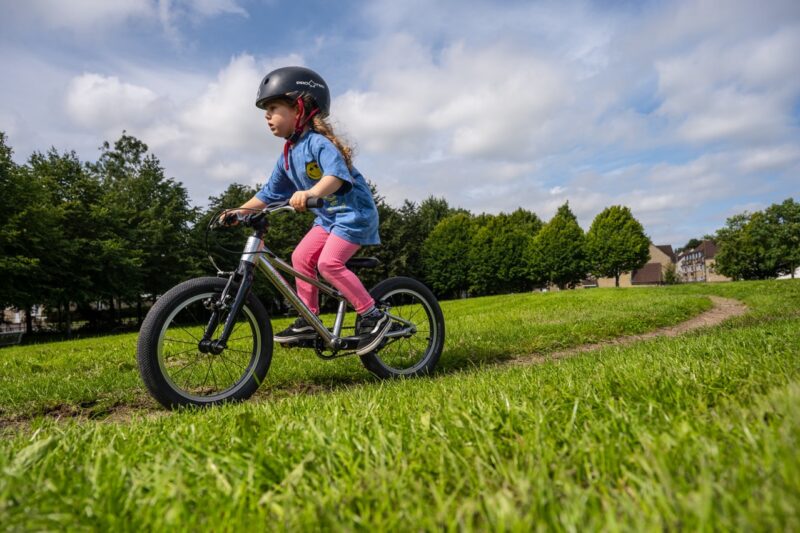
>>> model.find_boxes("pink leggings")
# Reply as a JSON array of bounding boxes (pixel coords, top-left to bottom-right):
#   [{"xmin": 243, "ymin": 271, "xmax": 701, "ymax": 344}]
[{"xmin": 292, "ymin": 225, "xmax": 375, "ymax": 315}]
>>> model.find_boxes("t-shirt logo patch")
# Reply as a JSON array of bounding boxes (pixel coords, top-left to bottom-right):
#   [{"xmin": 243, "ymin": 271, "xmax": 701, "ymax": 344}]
[{"xmin": 306, "ymin": 161, "xmax": 322, "ymax": 180}]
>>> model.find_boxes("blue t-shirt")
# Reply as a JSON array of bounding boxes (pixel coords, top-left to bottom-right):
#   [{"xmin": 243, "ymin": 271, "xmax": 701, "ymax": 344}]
[{"xmin": 255, "ymin": 131, "xmax": 380, "ymax": 246}]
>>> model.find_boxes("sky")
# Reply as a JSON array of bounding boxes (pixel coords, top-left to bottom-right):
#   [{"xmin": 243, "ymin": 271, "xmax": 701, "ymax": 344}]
[{"xmin": 1, "ymin": 0, "xmax": 798, "ymax": 248}]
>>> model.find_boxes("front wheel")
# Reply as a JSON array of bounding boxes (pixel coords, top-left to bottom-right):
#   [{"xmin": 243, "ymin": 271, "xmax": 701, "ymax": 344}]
[
  {"xmin": 137, "ymin": 276, "xmax": 272, "ymax": 409},
  {"xmin": 359, "ymin": 277, "xmax": 445, "ymax": 378}
]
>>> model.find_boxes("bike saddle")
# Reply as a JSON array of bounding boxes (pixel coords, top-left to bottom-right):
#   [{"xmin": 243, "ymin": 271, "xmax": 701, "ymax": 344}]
[{"xmin": 345, "ymin": 257, "xmax": 381, "ymax": 270}]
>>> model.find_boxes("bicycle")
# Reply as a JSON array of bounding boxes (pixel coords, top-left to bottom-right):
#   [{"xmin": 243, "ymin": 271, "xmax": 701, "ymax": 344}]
[{"xmin": 136, "ymin": 197, "xmax": 445, "ymax": 409}]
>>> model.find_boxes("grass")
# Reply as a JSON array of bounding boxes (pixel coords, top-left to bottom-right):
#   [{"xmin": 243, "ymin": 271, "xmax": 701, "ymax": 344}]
[
  {"xmin": 0, "ymin": 287, "xmax": 708, "ymax": 420},
  {"xmin": 1, "ymin": 280, "xmax": 799, "ymax": 530}
]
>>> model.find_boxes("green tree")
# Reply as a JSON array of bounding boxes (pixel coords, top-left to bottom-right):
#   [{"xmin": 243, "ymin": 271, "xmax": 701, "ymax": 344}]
[
  {"xmin": 585, "ymin": 205, "xmax": 650, "ymax": 287},
  {"xmin": 91, "ymin": 133, "xmax": 197, "ymax": 323},
  {"xmin": 368, "ymin": 195, "xmax": 459, "ymax": 286},
  {"xmin": 422, "ymin": 213, "xmax": 474, "ymax": 298},
  {"xmin": 28, "ymin": 148, "xmax": 129, "ymax": 335},
  {"xmin": 526, "ymin": 203, "xmax": 587, "ymax": 289},
  {"xmin": 0, "ymin": 133, "xmax": 50, "ymax": 331},
  {"xmin": 677, "ymin": 237, "xmax": 703, "ymax": 255},
  {"xmin": 765, "ymin": 198, "xmax": 800, "ymax": 278},
  {"xmin": 468, "ymin": 211, "xmax": 542, "ymax": 295},
  {"xmin": 715, "ymin": 211, "xmax": 777, "ymax": 280}
]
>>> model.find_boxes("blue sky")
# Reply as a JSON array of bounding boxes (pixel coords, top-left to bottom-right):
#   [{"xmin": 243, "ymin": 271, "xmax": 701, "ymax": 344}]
[{"xmin": 1, "ymin": 0, "xmax": 798, "ymax": 248}]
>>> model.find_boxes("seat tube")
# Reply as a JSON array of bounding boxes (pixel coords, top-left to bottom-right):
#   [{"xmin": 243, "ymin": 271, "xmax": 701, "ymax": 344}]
[{"xmin": 332, "ymin": 300, "xmax": 347, "ymax": 337}]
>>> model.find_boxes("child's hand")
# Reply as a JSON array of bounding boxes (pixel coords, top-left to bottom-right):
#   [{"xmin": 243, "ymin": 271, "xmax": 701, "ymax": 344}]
[
  {"xmin": 290, "ymin": 190, "xmax": 312, "ymax": 212},
  {"xmin": 218, "ymin": 209, "xmax": 242, "ymax": 226}
]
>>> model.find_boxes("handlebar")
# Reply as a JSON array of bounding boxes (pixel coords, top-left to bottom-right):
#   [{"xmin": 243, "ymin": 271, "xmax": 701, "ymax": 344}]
[{"xmin": 219, "ymin": 196, "xmax": 323, "ymax": 228}]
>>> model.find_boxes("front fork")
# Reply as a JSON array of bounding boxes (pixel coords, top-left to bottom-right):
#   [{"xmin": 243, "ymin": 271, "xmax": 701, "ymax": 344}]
[{"xmin": 199, "ymin": 261, "xmax": 254, "ymax": 354}]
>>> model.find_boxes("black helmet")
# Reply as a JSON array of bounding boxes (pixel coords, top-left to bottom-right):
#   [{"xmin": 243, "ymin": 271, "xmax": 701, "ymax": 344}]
[{"xmin": 255, "ymin": 66, "xmax": 330, "ymax": 116}]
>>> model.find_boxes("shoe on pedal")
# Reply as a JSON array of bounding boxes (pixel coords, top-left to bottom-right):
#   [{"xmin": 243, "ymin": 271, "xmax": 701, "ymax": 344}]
[
  {"xmin": 274, "ymin": 317, "xmax": 317, "ymax": 345},
  {"xmin": 354, "ymin": 309, "xmax": 392, "ymax": 356}
]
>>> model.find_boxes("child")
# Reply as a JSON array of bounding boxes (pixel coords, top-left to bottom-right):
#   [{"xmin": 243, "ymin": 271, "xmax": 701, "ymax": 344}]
[{"xmin": 233, "ymin": 66, "xmax": 390, "ymax": 355}]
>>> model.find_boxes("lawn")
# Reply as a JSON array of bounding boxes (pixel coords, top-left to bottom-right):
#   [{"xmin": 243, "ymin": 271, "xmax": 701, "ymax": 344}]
[{"xmin": 1, "ymin": 280, "xmax": 799, "ymax": 530}]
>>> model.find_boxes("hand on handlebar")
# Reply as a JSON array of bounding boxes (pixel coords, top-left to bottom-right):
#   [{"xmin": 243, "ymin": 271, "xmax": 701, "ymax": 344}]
[
  {"xmin": 218, "ymin": 209, "xmax": 244, "ymax": 226},
  {"xmin": 290, "ymin": 191, "xmax": 313, "ymax": 212}
]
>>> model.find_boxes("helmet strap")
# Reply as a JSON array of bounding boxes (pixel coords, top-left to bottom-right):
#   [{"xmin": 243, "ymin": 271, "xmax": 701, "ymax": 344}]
[{"xmin": 283, "ymin": 96, "xmax": 320, "ymax": 170}]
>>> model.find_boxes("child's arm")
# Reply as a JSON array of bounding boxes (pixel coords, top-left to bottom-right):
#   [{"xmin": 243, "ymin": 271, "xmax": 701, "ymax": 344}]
[
  {"xmin": 239, "ymin": 196, "xmax": 268, "ymax": 211},
  {"xmin": 218, "ymin": 196, "xmax": 268, "ymax": 224},
  {"xmin": 290, "ymin": 175, "xmax": 343, "ymax": 211}
]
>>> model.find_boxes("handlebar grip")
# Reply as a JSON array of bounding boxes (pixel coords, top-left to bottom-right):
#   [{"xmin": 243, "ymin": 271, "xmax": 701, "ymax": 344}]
[{"xmin": 306, "ymin": 196, "xmax": 323, "ymax": 209}]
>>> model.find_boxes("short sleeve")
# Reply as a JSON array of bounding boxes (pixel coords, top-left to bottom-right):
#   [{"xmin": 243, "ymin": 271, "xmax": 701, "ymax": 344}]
[
  {"xmin": 315, "ymin": 137, "xmax": 353, "ymax": 194},
  {"xmin": 255, "ymin": 156, "xmax": 296, "ymax": 203}
]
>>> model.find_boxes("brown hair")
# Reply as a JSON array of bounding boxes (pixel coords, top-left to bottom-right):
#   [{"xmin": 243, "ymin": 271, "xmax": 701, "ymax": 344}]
[{"xmin": 296, "ymin": 94, "xmax": 355, "ymax": 169}]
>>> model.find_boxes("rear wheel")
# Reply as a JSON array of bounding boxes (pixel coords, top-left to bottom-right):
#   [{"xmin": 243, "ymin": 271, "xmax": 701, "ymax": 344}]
[
  {"xmin": 359, "ymin": 277, "xmax": 445, "ymax": 378},
  {"xmin": 137, "ymin": 277, "xmax": 272, "ymax": 409}
]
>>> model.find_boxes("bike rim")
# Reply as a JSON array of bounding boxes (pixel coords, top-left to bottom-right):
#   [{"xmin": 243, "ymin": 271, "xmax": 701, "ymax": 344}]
[
  {"xmin": 156, "ymin": 292, "xmax": 261, "ymax": 402},
  {"xmin": 374, "ymin": 288, "xmax": 438, "ymax": 374}
]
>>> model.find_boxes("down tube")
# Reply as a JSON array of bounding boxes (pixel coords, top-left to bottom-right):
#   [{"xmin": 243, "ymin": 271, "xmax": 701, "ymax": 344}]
[{"xmin": 255, "ymin": 255, "xmax": 335, "ymax": 345}]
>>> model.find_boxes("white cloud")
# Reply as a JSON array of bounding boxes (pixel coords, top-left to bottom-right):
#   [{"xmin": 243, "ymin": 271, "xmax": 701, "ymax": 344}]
[
  {"xmin": 66, "ymin": 74, "xmax": 166, "ymax": 131},
  {"xmin": 2, "ymin": 0, "xmax": 247, "ymax": 42},
  {"xmin": 15, "ymin": 0, "xmax": 156, "ymax": 30},
  {"xmin": 739, "ymin": 145, "xmax": 800, "ymax": 174},
  {"xmin": 3, "ymin": 0, "xmax": 799, "ymax": 245},
  {"xmin": 337, "ymin": 36, "xmax": 568, "ymax": 160}
]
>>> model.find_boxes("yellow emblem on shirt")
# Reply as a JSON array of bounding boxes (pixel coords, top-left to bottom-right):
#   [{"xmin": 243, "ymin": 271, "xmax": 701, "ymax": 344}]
[{"xmin": 306, "ymin": 161, "xmax": 322, "ymax": 180}]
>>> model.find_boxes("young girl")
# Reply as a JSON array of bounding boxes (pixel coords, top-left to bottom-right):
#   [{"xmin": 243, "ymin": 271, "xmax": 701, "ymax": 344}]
[{"xmin": 234, "ymin": 66, "xmax": 390, "ymax": 355}]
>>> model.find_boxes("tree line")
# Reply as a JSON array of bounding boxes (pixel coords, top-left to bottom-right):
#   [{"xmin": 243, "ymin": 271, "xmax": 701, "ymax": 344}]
[
  {"xmin": 1, "ymin": 131, "xmax": 659, "ymax": 335},
  {"xmin": 713, "ymin": 198, "xmax": 800, "ymax": 280}
]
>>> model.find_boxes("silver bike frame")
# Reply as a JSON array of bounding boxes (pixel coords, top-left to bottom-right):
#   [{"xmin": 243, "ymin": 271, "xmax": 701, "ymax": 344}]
[
  {"xmin": 239, "ymin": 234, "xmax": 344, "ymax": 348},
  {"xmin": 236, "ymin": 206, "xmax": 416, "ymax": 351}
]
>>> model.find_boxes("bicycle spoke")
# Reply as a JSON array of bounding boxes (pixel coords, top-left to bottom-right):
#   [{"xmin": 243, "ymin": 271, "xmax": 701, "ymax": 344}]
[
  {"xmin": 163, "ymin": 346, "xmax": 201, "ymax": 359},
  {"xmin": 217, "ymin": 353, "xmax": 240, "ymax": 384},
  {"xmin": 224, "ymin": 347, "xmax": 255, "ymax": 355},
  {"xmin": 200, "ymin": 359, "xmax": 213, "ymax": 391},
  {"xmin": 178, "ymin": 324, "xmax": 202, "ymax": 343},
  {"xmin": 172, "ymin": 356, "xmax": 204, "ymax": 376},
  {"xmin": 227, "ymin": 334, "xmax": 255, "ymax": 342},
  {"xmin": 164, "ymin": 337, "xmax": 199, "ymax": 345},
  {"xmin": 208, "ymin": 362, "xmax": 220, "ymax": 392}
]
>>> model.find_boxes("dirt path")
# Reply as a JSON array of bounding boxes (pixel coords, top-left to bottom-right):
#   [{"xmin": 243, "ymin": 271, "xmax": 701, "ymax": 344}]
[
  {"xmin": 509, "ymin": 295, "xmax": 748, "ymax": 366},
  {"xmin": 1, "ymin": 296, "xmax": 748, "ymax": 432}
]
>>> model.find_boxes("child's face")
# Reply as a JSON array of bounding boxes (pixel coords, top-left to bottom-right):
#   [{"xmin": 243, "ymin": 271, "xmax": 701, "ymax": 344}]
[{"xmin": 264, "ymin": 100, "xmax": 299, "ymax": 138}]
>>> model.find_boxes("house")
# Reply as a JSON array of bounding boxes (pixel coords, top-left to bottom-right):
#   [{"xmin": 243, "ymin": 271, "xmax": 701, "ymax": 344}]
[
  {"xmin": 676, "ymin": 240, "xmax": 730, "ymax": 283},
  {"xmin": 596, "ymin": 243, "xmax": 676, "ymax": 287}
]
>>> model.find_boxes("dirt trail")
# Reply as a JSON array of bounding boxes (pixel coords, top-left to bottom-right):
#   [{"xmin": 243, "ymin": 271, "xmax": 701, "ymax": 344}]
[
  {"xmin": 1, "ymin": 296, "xmax": 748, "ymax": 432},
  {"xmin": 510, "ymin": 296, "xmax": 748, "ymax": 366}
]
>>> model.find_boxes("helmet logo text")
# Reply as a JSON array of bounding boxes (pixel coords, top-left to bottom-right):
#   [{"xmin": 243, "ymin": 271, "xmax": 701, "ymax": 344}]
[{"xmin": 296, "ymin": 79, "xmax": 325, "ymax": 89}]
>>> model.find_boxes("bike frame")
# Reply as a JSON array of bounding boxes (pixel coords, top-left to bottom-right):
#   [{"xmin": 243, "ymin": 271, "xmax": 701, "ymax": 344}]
[
  {"xmin": 242, "ymin": 233, "xmax": 347, "ymax": 348},
  {"xmin": 206, "ymin": 205, "xmax": 412, "ymax": 354}
]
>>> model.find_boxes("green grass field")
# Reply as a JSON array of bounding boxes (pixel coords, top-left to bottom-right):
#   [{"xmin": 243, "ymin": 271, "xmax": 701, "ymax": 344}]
[{"xmin": 1, "ymin": 281, "xmax": 799, "ymax": 530}]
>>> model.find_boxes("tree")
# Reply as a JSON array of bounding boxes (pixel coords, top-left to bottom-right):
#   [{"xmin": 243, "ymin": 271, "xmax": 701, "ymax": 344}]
[
  {"xmin": 91, "ymin": 133, "xmax": 197, "ymax": 323},
  {"xmin": 422, "ymin": 213, "xmax": 474, "ymax": 298},
  {"xmin": 715, "ymin": 211, "xmax": 777, "ymax": 280},
  {"xmin": 765, "ymin": 198, "xmax": 800, "ymax": 278},
  {"xmin": 676, "ymin": 237, "xmax": 702, "ymax": 255},
  {"xmin": 0, "ymin": 133, "xmax": 49, "ymax": 331},
  {"xmin": 467, "ymin": 211, "xmax": 542, "ymax": 295},
  {"xmin": 28, "ymin": 148, "xmax": 125, "ymax": 335},
  {"xmin": 368, "ymin": 195, "xmax": 459, "ymax": 286},
  {"xmin": 585, "ymin": 205, "xmax": 650, "ymax": 287},
  {"xmin": 526, "ymin": 202, "xmax": 587, "ymax": 289},
  {"xmin": 663, "ymin": 262, "xmax": 680, "ymax": 285}
]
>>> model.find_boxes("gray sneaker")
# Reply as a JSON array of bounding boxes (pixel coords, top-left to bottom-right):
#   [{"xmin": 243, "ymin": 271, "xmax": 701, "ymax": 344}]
[{"xmin": 354, "ymin": 310, "xmax": 392, "ymax": 356}]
